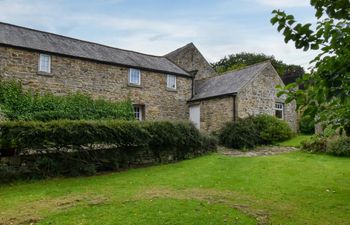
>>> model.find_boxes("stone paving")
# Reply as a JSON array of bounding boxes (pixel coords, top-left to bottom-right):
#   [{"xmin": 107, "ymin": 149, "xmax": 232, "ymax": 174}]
[{"xmin": 218, "ymin": 145, "xmax": 299, "ymax": 157}]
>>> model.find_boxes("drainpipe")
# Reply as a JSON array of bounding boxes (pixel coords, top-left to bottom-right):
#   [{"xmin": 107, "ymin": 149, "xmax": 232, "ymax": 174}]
[
  {"xmin": 189, "ymin": 70, "xmax": 198, "ymax": 98},
  {"xmin": 233, "ymin": 94, "xmax": 237, "ymax": 122}
]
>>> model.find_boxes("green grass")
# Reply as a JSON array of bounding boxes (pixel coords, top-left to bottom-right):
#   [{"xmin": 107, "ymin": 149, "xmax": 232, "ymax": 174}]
[
  {"xmin": 278, "ymin": 134, "xmax": 313, "ymax": 147},
  {"xmin": 1, "ymin": 151, "xmax": 350, "ymax": 225}
]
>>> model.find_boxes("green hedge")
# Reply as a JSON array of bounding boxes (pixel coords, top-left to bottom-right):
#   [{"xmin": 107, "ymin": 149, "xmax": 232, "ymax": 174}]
[
  {"xmin": 0, "ymin": 120, "xmax": 217, "ymax": 181},
  {"xmin": 219, "ymin": 114, "xmax": 294, "ymax": 149},
  {"xmin": 0, "ymin": 79, "xmax": 134, "ymax": 121}
]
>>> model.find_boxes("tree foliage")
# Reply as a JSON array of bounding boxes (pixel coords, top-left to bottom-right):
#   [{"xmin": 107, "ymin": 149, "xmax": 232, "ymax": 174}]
[
  {"xmin": 211, "ymin": 52, "xmax": 305, "ymax": 84},
  {"xmin": 271, "ymin": 0, "xmax": 350, "ymax": 133}
]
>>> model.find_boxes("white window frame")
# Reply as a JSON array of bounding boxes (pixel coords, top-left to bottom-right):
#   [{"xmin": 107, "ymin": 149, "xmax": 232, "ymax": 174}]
[
  {"xmin": 166, "ymin": 74, "xmax": 176, "ymax": 90},
  {"xmin": 129, "ymin": 68, "xmax": 141, "ymax": 85},
  {"xmin": 275, "ymin": 102, "xmax": 284, "ymax": 120},
  {"xmin": 133, "ymin": 105, "xmax": 143, "ymax": 121},
  {"xmin": 38, "ymin": 54, "xmax": 51, "ymax": 73}
]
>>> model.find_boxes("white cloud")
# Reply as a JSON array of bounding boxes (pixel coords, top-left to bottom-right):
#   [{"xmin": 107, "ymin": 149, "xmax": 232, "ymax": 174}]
[{"xmin": 255, "ymin": 0, "xmax": 309, "ymax": 8}]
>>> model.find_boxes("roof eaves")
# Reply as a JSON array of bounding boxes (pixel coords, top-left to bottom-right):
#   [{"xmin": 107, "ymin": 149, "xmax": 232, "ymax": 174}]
[{"xmin": 189, "ymin": 92, "xmax": 237, "ymax": 102}]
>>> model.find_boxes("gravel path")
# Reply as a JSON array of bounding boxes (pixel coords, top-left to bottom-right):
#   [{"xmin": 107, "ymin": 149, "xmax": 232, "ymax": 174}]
[{"xmin": 218, "ymin": 146, "xmax": 299, "ymax": 157}]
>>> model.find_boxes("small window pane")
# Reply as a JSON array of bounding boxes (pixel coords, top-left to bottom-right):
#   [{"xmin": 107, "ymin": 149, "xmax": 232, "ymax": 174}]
[
  {"xmin": 167, "ymin": 74, "xmax": 176, "ymax": 89},
  {"xmin": 129, "ymin": 69, "xmax": 141, "ymax": 85},
  {"xmin": 39, "ymin": 54, "xmax": 51, "ymax": 73},
  {"xmin": 133, "ymin": 105, "xmax": 144, "ymax": 121},
  {"xmin": 275, "ymin": 103, "xmax": 284, "ymax": 119},
  {"xmin": 275, "ymin": 110, "xmax": 283, "ymax": 119}
]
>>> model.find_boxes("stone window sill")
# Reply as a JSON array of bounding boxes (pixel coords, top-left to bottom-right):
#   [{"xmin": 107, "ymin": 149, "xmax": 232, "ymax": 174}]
[
  {"xmin": 37, "ymin": 71, "xmax": 53, "ymax": 77},
  {"xmin": 128, "ymin": 83, "xmax": 142, "ymax": 88},
  {"xmin": 166, "ymin": 88, "xmax": 177, "ymax": 92}
]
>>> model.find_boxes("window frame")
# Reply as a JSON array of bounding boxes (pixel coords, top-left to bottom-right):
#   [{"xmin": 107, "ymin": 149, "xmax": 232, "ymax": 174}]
[
  {"xmin": 128, "ymin": 68, "xmax": 141, "ymax": 85},
  {"xmin": 38, "ymin": 53, "xmax": 51, "ymax": 73},
  {"xmin": 133, "ymin": 105, "xmax": 144, "ymax": 121},
  {"xmin": 274, "ymin": 102, "xmax": 284, "ymax": 120},
  {"xmin": 166, "ymin": 74, "xmax": 177, "ymax": 90}
]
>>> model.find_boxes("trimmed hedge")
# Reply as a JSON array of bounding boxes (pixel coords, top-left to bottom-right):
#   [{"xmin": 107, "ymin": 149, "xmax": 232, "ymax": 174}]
[
  {"xmin": 0, "ymin": 79, "xmax": 134, "ymax": 121},
  {"xmin": 0, "ymin": 120, "xmax": 217, "ymax": 181},
  {"xmin": 219, "ymin": 114, "xmax": 294, "ymax": 149}
]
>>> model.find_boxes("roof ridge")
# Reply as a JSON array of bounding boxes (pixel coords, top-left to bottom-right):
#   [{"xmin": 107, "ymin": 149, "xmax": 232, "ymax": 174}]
[
  {"xmin": 235, "ymin": 63, "xmax": 269, "ymax": 93},
  {"xmin": 191, "ymin": 60, "xmax": 272, "ymax": 101},
  {"xmin": 0, "ymin": 21, "xmax": 168, "ymax": 59},
  {"xmin": 220, "ymin": 60, "xmax": 271, "ymax": 76},
  {"xmin": 164, "ymin": 42, "xmax": 194, "ymax": 57}
]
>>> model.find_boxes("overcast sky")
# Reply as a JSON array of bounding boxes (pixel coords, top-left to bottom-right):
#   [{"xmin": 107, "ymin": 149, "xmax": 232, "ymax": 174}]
[{"xmin": 0, "ymin": 0, "xmax": 319, "ymax": 69}]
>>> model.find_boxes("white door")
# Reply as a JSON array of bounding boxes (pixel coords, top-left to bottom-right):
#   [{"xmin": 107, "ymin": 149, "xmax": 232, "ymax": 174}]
[{"xmin": 189, "ymin": 105, "xmax": 200, "ymax": 129}]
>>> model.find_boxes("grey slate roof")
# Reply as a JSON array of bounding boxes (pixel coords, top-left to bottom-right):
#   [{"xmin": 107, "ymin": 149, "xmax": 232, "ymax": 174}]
[
  {"xmin": 191, "ymin": 61, "xmax": 271, "ymax": 101},
  {"xmin": 0, "ymin": 22, "xmax": 190, "ymax": 77}
]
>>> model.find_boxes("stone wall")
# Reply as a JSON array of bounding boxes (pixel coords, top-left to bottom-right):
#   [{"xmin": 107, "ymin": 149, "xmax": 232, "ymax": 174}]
[
  {"xmin": 236, "ymin": 65, "xmax": 298, "ymax": 131},
  {"xmin": 195, "ymin": 96, "xmax": 234, "ymax": 133},
  {"xmin": 165, "ymin": 43, "xmax": 217, "ymax": 81},
  {"xmin": 0, "ymin": 46, "xmax": 193, "ymax": 120}
]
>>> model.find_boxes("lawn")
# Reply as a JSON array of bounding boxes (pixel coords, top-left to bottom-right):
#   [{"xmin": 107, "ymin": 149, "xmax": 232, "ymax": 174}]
[
  {"xmin": 278, "ymin": 134, "xmax": 312, "ymax": 147},
  {"xmin": 1, "ymin": 151, "xmax": 350, "ymax": 225}
]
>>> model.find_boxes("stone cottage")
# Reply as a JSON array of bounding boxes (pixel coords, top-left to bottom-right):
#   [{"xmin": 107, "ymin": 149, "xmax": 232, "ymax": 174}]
[{"xmin": 0, "ymin": 22, "xmax": 297, "ymax": 132}]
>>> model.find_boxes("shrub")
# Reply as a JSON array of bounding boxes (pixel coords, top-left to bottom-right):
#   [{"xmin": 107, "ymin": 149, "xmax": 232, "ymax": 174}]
[
  {"xmin": 0, "ymin": 79, "xmax": 134, "ymax": 121},
  {"xmin": 219, "ymin": 114, "xmax": 294, "ymax": 149},
  {"xmin": 301, "ymin": 135, "xmax": 328, "ymax": 153},
  {"xmin": 253, "ymin": 115, "xmax": 294, "ymax": 144},
  {"xmin": 219, "ymin": 118, "xmax": 260, "ymax": 149},
  {"xmin": 326, "ymin": 137, "xmax": 350, "ymax": 157},
  {"xmin": 0, "ymin": 120, "xmax": 217, "ymax": 181},
  {"xmin": 200, "ymin": 132, "xmax": 219, "ymax": 153}
]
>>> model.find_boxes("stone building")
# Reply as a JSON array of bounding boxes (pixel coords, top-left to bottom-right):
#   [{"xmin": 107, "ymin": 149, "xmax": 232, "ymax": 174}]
[{"xmin": 0, "ymin": 22, "xmax": 297, "ymax": 132}]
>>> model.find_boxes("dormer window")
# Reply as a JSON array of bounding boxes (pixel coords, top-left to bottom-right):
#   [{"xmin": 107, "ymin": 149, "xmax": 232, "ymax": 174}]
[
  {"xmin": 38, "ymin": 54, "xmax": 51, "ymax": 73},
  {"xmin": 167, "ymin": 74, "xmax": 176, "ymax": 90},
  {"xmin": 129, "ymin": 68, "xmax": 141, "ymax": 85}
]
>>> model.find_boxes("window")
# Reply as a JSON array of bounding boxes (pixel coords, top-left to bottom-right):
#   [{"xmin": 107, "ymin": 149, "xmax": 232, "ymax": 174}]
[
  {"xmin": 275, "ymin": 103, "xmax": 284, "ymax": 119},
  {"xmin": 129, "ymin": 68, "xmax": 141, "ymax": 85},
  {"xmin": 133, "ymin": 105, "xmax": 144, "ymax": 121},
  {"xmin": 38, "ymin": 54, "xmax": 51, "ymax": 73},
  {"xmin": 167, "ymin": 74, "xmax": 176, "ymax": 90}
]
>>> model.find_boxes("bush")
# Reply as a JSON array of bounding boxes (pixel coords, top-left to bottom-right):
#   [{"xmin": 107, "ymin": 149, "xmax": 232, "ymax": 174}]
[
  {"xmin": 219, "ymin": 118, "xmax": 260, "ymax": 149},
  {"xmin": 301, "ymin": 135, "xmax": 350, "ymax": 157},
  {"xmin": 0, "ymin": 120, "xmax": 217, "ymax": 181},
  {"xmin": 326, "ymin": 137, "xmax": 350, "ymax": 157},
  {"xmin": 253, "ymin": 115, "xmax": 294, "ymax": 144},
  {"xmin": 300, "ymin": 135, "xmax": 328, "ymax": 153},
  {"xmin": 219, "ymin": 114, "xmax": 294, "ymax": 149},
  {"xmin": 0, "ymin": 79, "xmax": 134, "ymax": 121}
]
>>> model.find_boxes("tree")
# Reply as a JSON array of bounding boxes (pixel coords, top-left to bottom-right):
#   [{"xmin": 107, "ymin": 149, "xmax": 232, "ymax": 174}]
[
  {"xmin": 271, "ymin": 0, "xmax": 350, "ymax": 134},
  {"xmin": 211, "ymin": 52, "xmax": 305, "ymax": 85}
]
